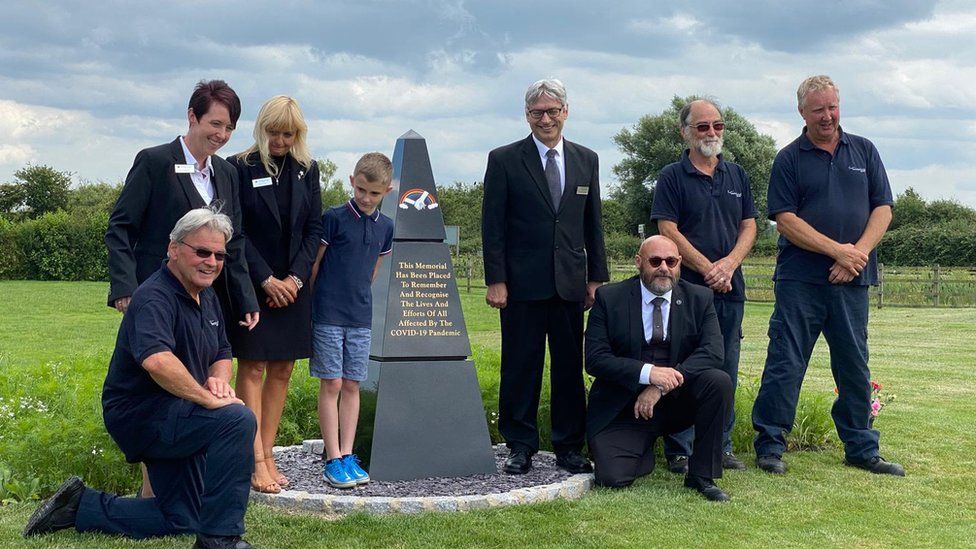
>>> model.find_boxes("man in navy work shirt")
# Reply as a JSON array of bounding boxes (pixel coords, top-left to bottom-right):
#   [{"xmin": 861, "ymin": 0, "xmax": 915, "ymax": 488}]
[
  {"xmin": 751, "ymin": 75, "xmax": 903, "ymax": 477},
  {"xmin": 25, "ymin": 208, "xmax": 257, "ymax": 549},
  {"xmin": 651, "ymin": 99, "xmax": 757, "ymax": 474}
]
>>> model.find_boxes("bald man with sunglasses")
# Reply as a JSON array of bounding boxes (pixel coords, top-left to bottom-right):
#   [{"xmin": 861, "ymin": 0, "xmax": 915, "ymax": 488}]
[{"xmin": 585, "ymin": 235, "xmax": 733, "ymax": 501}]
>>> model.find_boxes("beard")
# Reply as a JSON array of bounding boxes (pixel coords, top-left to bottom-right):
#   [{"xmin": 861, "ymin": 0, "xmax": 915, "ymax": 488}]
[
  {"xmin": 640, "ymin": 266, "xmax": 680, "ymax": 295},
  {"xmin": 695, "ymin": 136, "xmax": 723, "ymax": 158}
]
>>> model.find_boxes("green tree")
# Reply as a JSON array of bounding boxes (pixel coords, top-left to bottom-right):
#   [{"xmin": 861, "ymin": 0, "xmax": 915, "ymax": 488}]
[
  {"xmin": 600, "ymin": 196, "xmax": 632, "ymax": 235},
  {"xmin": 318, "ymin": 159, "xmax": 350, "ymax": 209},
  {"xmin": 67, "ymin": 181, "xmax": 122, "ymax": 216},
  {"xmin": 438, "ymin": 181, "xmax": 484, "ymax": 253},
  {"xmin": 611, "ymin": 96, "xmax": 777, "ymax": 233},
  {"xmin": 888, "ymin": 187, "xmax": 927, "ymax": 230},
  {"xmin": 0, "ymin": 164, "xmax": 73, "ymax": 220}
]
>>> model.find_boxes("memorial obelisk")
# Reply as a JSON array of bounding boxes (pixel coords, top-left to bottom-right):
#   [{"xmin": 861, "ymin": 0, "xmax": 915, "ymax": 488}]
[{"xmin": 353, "ymin": 130, "xmax": 496, "ymax": 481}]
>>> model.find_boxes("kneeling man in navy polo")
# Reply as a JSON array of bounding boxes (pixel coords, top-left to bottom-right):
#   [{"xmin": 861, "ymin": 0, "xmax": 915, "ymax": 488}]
[
  {"xmin": 751, "ymin": 75, "xmax": 903, "ymax": 477},
  {"xmin": 24, "ymin": 208, "xmax": 257, "ymax": 549},
  {"xmin": 586, "ymin": 235, "xmax": 733, "ymax": 501}
]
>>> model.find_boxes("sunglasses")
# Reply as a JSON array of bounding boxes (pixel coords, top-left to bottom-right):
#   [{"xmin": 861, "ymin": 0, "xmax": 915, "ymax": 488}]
[
  {"xmin": 643, "ymin": 256, "xmax": 680, "ymax": 268},
  {"xmin": 692, "ymin": 122, "xmax": 725, "ymax": 132},
  {"xmin": 179, "ymin": 241, "xmax": 227, "ymax": 262}
]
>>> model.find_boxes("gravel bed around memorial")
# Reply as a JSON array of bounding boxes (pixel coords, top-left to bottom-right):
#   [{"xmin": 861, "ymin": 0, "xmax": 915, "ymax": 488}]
[{"xmin": 272, "ymin": 444, "xmax": 573, "ymax": 497}]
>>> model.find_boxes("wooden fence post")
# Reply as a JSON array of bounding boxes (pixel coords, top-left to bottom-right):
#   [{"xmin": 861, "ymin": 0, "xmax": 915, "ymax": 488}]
[
  {"xmin": 466, "ymin": 257, "xmax": 472, "ymax": 293},
  {"xmin": 933, "ymin": 264, "xmax": 941, "ymax": 307},
  {"xmin": 877, "ymin": 262, "xmax": 884, "ymax": 309}
]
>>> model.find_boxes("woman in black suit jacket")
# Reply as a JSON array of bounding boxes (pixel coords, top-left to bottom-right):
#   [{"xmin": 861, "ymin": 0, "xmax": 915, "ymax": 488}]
[{"xmin": 229, "ymin": 96, "xmax": 321, "ymax": 493}]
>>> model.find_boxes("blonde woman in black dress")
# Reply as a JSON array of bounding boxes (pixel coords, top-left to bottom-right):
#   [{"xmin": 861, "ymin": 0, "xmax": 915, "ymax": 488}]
[{"xmin": 229, "ymin": 96, "xmax": 321, "ymax": 493}]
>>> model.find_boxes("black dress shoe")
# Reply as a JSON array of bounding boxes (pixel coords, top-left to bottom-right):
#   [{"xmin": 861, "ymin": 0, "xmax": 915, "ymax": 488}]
[
  {"xmin": 756, "ymin": 454, "xmax": 787, "ymax": 474},
  {"xmin": 722, "ymin": 452, "xmax": 746, "ymax": 470},
  {"xmin": 23, "ymin": 476, "xmax": 84, "ymax": 537},
  {"xmin": 666, "ymin": 455, "xmax": 689, "ymax": 474},
  {"xmin": 193, "ymin": 534, "xmax": 254, "ymax": 549},
  {"xmin": 503, "ymin": 450, "xmax": 532, "ymax": 474},
  {"xmin": 555, "ymin": 451, "xmax": 593, "ymax": 474},
  {"xmin": 844, "ymin": 456, "xmax": 905, "ymax": 477},
  {"xmin": 683, "ymin": 475, "xmax": 731, "ymax": 502}
]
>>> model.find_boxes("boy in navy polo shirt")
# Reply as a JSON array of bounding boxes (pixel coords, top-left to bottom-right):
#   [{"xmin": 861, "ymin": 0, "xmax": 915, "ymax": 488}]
[{"xmin": 310, "ymin": 152, "xmax": 394, "ymax": 488}]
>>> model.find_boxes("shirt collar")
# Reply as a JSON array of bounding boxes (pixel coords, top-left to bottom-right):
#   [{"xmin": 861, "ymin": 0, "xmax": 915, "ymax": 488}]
[
  {"xmin": 158, "ymin": 261, "xmax": 197, "ymax": 304},
  {"xmin": 798, "ymin": 126, "xmax": 849, "ymax": 151},
  {"xmin": 639, "ymin": 280, "xmax": 672, "ymax": 305},
  {"xmin": 532, "ymin": 134, "xmax": 564, "ymax": 159},
  {"xmin": 178, "ymin": 136, "xmax": 213, "ymax": 174},
  {"xmin": 346, "ymin": 199, "xmax": 381, "ymax": 222},
  {"xmin": 680, "ymin": 149, "xmax": 725, "ymax": 175}
]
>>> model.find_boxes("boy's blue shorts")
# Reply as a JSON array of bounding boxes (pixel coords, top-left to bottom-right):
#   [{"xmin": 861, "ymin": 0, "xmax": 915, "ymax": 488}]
[{"xmin": 309, "ymin": 323, "xmax": 371, "ymax": 382}]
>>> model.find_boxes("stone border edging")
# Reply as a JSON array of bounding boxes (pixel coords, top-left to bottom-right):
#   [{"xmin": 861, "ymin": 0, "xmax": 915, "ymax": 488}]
[{"xmin": 250, "ymin": 443, "xmax": 593, "ymax": 515}]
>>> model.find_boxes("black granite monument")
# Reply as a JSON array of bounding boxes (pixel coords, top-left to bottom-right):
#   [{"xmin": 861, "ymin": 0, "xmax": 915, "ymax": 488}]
[{"xmin": 354, "ymin": 130, "xmax": 496, "ymax": 481}]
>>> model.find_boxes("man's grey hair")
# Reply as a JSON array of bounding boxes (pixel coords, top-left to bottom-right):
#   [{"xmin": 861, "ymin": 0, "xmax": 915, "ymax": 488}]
[
  {"xmin": 525, "ymin": 79, "xmax": 567, "ymax": 109},
  {"xmin": 169, "ymin": 205, "xmax": 233, "ymax": 244},
  {"xmin": 797, "ymin": 75, "xmax": 839, "ymax": 109},
  {"xmin": 678, "ymin": 98, "xmax": 722, "ymax": 128}
]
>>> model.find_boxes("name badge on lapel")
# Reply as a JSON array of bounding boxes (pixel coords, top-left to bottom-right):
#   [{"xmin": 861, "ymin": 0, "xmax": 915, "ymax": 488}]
[
  {"xmin": 252, "ymin": 177, "xmax": 273, "ymax": 188},
  {"xmin": 576, "ymin": 186, "xmax": 590, "ymax": 195},
  {"xmin": 174, "ymin": 164, "xmax": 195, "ymax": 174}
]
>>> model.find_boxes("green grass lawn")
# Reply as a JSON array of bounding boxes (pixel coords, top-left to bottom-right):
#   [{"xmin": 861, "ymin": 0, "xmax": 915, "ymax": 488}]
[{"xmin": 1, "ymin": 280, "xmax": 975, "ymax": 547}]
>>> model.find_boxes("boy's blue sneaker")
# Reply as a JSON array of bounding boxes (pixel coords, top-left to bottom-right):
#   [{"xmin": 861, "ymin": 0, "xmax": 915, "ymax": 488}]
[
  {"xmin": 323, "ymin": 458, "xmax": 356, "ymax": 489},
  {"xmin": 342, "ymin": 454, "xmax": 370, "ymax": 485}
]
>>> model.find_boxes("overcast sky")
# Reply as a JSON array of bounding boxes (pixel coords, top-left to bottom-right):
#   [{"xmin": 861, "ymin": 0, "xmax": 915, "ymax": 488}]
[{"xmin": 1, "ymin": 0, "xmax": 974, "ymax": 209}]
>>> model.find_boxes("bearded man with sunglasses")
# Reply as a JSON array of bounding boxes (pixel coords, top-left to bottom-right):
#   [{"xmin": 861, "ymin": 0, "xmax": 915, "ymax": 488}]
[
  {"xmin": 585, "ymin": 235, "xmax": 733, "ymax": 501},
  {"xmin": 482, "ymin": 79, "xmax": 608, "ymax": 475},
  {"xmin": 25, "ymin": 208, "xmax": 257, "ymax": 549},
  {"xmin": 650, "ymin": 99, "xmax": 758, "ymax": 474}
]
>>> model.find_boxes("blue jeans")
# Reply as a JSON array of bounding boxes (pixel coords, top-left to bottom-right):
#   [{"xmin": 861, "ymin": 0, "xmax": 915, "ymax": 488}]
[
  {"xmin": 664, "ymin": 299, "xmax": 742, "ymax": 457},
  {"xmin": 752, "ymin": 280, "xmax": 880, "ymax": 460}
]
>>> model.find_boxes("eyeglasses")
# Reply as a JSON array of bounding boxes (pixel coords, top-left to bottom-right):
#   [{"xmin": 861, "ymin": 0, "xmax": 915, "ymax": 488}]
[
  {"xmin": 179, "ymin": 241, "xmax": 227, "ymax": 262},
  {"xmin": 526, "ymin": 107, "xmax": 565, "ymax": 120},
  {"xmin": 642, "ymin": 256, "xmax": 680, "ymax": 268},
  {"xmin": 691, "ymin": 122, "xmax": 725, "ymax": 133}
]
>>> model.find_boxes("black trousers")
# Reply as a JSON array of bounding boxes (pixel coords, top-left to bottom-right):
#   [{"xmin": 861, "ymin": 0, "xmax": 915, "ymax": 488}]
[
  {"xmin": 589, "ymin": 369, "xmax": 732, "ymax": 488},
  {"xmin": 499, "ymin": 297, "xmax": 585, "ymax": 454}
]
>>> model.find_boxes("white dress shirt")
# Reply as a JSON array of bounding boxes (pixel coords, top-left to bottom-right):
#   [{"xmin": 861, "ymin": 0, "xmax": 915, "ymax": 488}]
[
  {"xmin": 638, "ymin": 283, "xmax": 672, "ymax": 385},
  {"xmin": 179, "ymin": 136, "xmax": 215, "ymax": 204},
  {"xmin": 531, "ymin": 134, "xmax": 565, "ymax": 194}
]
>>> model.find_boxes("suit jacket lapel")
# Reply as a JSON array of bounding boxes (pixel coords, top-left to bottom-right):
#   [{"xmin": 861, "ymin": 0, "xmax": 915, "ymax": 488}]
[
  {"xmin": 289, "ymin": 162, "xmax": 307, "ymax": 232},
  {"xmin": 628, "ymin": 278, "xmax": 644, "ymax": 360},
  {"xmin": 668, "ymin": 282, "xmax": 687, "ymax": 367},
  {"xmin": 520, "ymin": 135, "xmax": 557, "ymax": 213},
  {"xmin": 560, "ymin": 140, "xmax": 584, "ymax": 215},
  {"xmin": 256, "ymin": 162, "xmax": 282, "ymax": 229},
  {"xmin": 169, "ymin": 139, "xmax": 206, "ymax": 209}
]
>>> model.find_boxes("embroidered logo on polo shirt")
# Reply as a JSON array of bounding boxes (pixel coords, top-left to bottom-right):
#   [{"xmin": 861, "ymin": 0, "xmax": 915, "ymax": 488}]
[
  {"xmin": 209, "ymin": 320, "xmax": 219, "ymax": 327},
  {"xmin": 727, "ymin": 190, "xmax": 742, "ymax": 198},
  {"xmin": 849, "ymin": 166, "xmax": 866, "ymax": 173}
]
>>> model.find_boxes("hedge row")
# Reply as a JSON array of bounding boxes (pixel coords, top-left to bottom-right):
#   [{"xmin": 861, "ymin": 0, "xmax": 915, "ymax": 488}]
[
  {"xmin": 2, "ymin": 214, "xmax": 974, "ymax": 282},
  {"xmin": 0, "ymin": 211, "xmax": 109, "ymax": 281},
  {"xmin": 879, "ymin": 221, "xmax": 976, "ymax": 267}
]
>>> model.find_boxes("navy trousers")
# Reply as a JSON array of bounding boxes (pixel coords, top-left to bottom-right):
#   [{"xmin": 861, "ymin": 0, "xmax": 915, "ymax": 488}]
[
  {"xmin": 664, "ymin": 299, "xmax": 743, "ymax": 457},
  {"xmin": 499, "ymin": 297, "xmax": 586, "ymax": 454},
  {"xmin": 752, "ymin": 280, "xmax": 880, "ymax": 460},
  {"xmin": 75, "ymin": 402, "xmax": 256, "ymax": 539}
]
